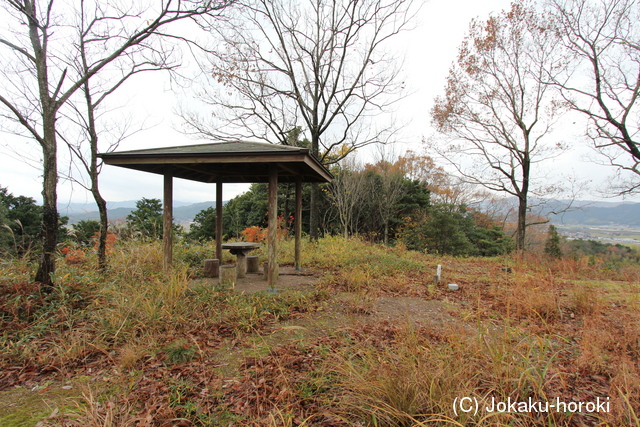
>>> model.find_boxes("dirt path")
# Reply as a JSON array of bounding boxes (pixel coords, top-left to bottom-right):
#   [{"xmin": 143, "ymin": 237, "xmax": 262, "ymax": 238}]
[
  {"xmin": 190, "ymin": 266, "xmax": 318, "ymax": 294},
  {"xmin": 191, "ymin": 266, "xmax": 458, "ymax": 330}
]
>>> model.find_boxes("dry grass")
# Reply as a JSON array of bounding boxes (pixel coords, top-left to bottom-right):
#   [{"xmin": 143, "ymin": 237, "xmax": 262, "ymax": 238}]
[
  {"xmin": 505, "ymin": 272, "xmax": 563, "ymax": 323},
  {"xmin": 1, "ymin": 237, "xmax": 639, "ymax": 426}
]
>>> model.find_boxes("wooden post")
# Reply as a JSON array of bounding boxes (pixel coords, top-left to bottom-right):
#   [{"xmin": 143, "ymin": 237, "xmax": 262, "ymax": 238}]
[
  {"xmin": 216, "ymin": 179, "xmax": 223, "ymax": 262},
  {"xmin": 268, "ymin": 164, "xmax": 279, "ymax": 288},
  {"xmin": 163, "ymin": 166, "xmax": 173, "ymax": 273},
  {"xmin": 204, "ymin": 259, "xmax": 219, "ymax": 277},
  {"xmin": 219, "ymin": 265, "xmax": 236, "ymax": 287},
  {"xmin": 295, "ymin": 178, "xmax": 302, "ymax": 271}
]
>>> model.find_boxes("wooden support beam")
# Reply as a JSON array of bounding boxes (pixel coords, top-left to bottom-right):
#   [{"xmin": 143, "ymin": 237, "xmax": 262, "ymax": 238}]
[
  {"xmin": 295, "ymin": 178, "xmax": 302, "ymax": 270},
  {"xmin": 216, "ymin": 179, "xmax": 223, "ymax": 262},
  {"xmin": 277, "ymin": 162, "xmax": 298, "ymax": 175},
  {"xmin": 163, "ymin": 166, "xmax": 173, "ymax": 272},
  {"xmin": 268, "ymin": 164, "xmax": 279, "ymax": 288}
]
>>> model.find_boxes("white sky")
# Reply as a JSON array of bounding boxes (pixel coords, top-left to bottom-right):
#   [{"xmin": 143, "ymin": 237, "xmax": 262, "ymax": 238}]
[{"xmin": 0, "ymin": 0, "xmax": 635, "ymax": 207}]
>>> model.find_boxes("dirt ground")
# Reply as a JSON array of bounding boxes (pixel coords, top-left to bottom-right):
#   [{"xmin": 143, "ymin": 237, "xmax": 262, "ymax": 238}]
[
  {"xmin": 191, "ymin": 266, "xmax": 457, "ymax": 331},
  {"xmin": 191, "ymin": 265, "xmax": 319, "ymax": 294}
]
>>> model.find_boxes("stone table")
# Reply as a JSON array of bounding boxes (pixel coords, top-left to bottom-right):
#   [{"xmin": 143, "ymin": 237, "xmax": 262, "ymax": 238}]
[{"xmin": 221, "ymin": 242, "xmax": 261, "ymax": 278}]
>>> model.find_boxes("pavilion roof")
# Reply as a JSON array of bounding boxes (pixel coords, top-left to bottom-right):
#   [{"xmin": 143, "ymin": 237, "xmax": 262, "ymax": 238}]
[{"xmin": 99, "ymin": 141, "xmax": 332, "ymax": 183}]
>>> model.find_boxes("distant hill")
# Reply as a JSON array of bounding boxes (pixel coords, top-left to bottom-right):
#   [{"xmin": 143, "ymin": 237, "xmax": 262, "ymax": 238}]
[
  {"xmin": 173, "ymin": 202, "xmax": 218, "ymax": 222},
  {"xmin": 551, "ymin": 202, "xmax": 640, "ymax": 226},
  {"xmin": 475, "ymin": 197, "xmax": 640, "ymax": 227},
  {"xmin": 60, "ymin": 200, "xmax": 222, "ymax": 225},
  {"xmin": 60, "ymin": 198, "xmax": 640, "ymax": 227},
  {"xmin": 67, "ymin": 207, "xmax": 135, "ymax": 223}
]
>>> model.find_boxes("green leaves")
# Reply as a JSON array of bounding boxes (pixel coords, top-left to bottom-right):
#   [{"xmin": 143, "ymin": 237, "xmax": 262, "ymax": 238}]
[
  {"xmin": 126, "ymin": 198, "xmax": 163, "ymax": 239},
  {"xmin": 401, "ymin": 204, "xmax": 513, "ymax": 257},
  {"xmin": 0, "ymin": 185, "xmax": 43, "ymax": 256}
]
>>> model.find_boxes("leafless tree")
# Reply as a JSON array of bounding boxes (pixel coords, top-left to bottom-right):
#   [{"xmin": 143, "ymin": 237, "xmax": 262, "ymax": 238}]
[
  {"xmin": 59, "ymin": 75, "xmax": 138, "ymax": 271},
  {"xmin": 369, "ymin": 149, "xmax": 409, "ymax": 245},
  {"xmin": 328, "ymin": 157, "xmax": 367, "ymax": 239},
  {"xmin": 183, "ymin": 0, "xmax": 415, "ymax": 240},
  {"xmin": 548, "ymin": 0, "xmax": 640, "ymax": 195},
  {"xmin": 0, "ymin": 0, "xmax": 233, "ymax": 289},
  {"xmin": 61, "ymin": 2, "xmax": 231, "ymax": 270},
  {"xmin": 430, "ymin": 1, "xmax": 568, "ymax": 251}
]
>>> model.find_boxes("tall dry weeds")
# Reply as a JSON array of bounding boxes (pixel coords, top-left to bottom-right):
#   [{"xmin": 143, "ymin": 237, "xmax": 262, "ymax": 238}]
[{"xmin": 332, "ymin": 323, "xmax": 566, "ymax": 427}]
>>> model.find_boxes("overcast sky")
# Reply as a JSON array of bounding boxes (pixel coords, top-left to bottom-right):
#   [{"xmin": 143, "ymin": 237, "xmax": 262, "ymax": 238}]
[{"xmin": 0, "ymin": 0, "xmax": 634, "ymax": 207}]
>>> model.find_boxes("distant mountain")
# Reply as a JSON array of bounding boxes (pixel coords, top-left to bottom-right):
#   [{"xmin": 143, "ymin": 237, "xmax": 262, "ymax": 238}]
[
  {"xmin": 528, "ymin": 198, "xmax": 634, "ymax": 213},
  {"xmin": 60, "ymin": 200, "xmax": 223, "ymax": 225},
  {"xmin": 474, "ymin": 197, "xmax": 640, "ymax": 227},
  {"xmin": 66, "ymin": 207, "xmax": 135, "ymax": 223},
  {"xmin": 59, "ymin": 200, "xmax": 197, "ymax": 215},
  {"xmin": 551, "ymin": 203, "xmax": 640, "ymax": 226},
  {"xmin": 59, "ymin": 198, "xmax": 640, "ymax": 227},
  {"xmin": 508, "ymin": 198, "xmax": 640, "ymax": 227},
  {"xmin": 173, "ymin": 202, "xmax": 217, "ymax": 222}
]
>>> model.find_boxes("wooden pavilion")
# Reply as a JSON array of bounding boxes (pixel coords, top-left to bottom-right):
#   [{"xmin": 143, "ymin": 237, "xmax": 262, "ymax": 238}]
[{"xmin": 99, "ymin": 141, "xmax": 332, "ymax": 288}]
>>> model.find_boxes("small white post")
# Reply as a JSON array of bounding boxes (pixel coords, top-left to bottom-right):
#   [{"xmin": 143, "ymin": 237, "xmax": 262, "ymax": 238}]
[{"xmin": 434, "ymin": 264, "xmax": 442, "ymax": 285}]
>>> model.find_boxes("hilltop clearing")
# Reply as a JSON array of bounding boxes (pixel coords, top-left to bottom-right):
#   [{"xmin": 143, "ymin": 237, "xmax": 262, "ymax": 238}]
[{"xmin": 1, "ymin": 237, "xmax": 638, "ymax": 426}]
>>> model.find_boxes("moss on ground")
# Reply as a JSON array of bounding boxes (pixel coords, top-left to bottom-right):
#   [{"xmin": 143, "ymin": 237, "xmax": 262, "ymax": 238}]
[{"xmin": 0, "ymin": 384, "xmax": 77, "ymax": 427}]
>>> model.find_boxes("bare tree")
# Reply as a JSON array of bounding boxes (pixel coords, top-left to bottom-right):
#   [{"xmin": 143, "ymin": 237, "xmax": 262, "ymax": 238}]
[
  {"xmin": 0, "ymin": 0, "xmax": 232, "ymax": 289},
  {"xmin": 60, "ymin": 1, "xmax": 230, "ymax": 270},
  {"xmin": 184, "ymin": 0, "xmax": 415, "ymax": 240},
  {"xmin": 430, "ymin": 1, "xmax": 568, "ymax": 251},
  {"xmin": 59, "ymin": 74, "xmax": 136, "ymax": 271},
  {"xmin": 328, "ymin": 157, "xmax": 367, "ymax": 239},
  {"xmin": 548, "ymin": 0, "xmax": 640, "ymax": 195},
  {"xmin": 368, "ymin": 149, "xmax": 409, "ymax": 245}
]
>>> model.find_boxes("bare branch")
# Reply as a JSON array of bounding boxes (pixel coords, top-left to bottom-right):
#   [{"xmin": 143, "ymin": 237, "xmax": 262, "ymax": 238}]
[
  {"xmin": 184, "ymin": 0, "xmax": 414, "ymax": 161},
  {"xmin": 0, "ymin": 0, "xmax": 235, "ymax": 283},
  {"xmin": 548, "ymin": 0, "xmax": 640, "ymax": 194},
  {"xmin": 429, "ymin": 1, "xmax": 569, "ymax": 250}
]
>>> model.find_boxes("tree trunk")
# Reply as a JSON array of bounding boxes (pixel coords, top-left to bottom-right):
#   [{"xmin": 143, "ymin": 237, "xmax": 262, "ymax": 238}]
[
  {"xmin": 516, "ymin": 151, "xmax": 531, "ymax": 251},
  {"xmin": 384, "ymin": 220, "xmax": 389, "ymax": 246},
  {"xmin": 29, "ymin": 4, "xmax": 58, "ymax": 291},
  {"xmin": 85, "ymin": 81, "xmax": 108, "ymax": 271},
  {"xmin": 94, "ymin": 188, "xmax": 108, "ymax": 271},
  {"xmin": 309, "ymin": 133, "xmax": 320, "ymax": 241},
  {"xmin": 516, "ymin": 195, "xmax": 527, "ymax": 251},
  {"xmin": 35, "ymin": 118, "xmax": 58, "ymax": 291}
]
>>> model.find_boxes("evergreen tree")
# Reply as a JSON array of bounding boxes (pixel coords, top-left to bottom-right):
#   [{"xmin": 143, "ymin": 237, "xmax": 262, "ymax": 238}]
[
  {"xmin": 469, "ymin": 226, "xmax": 513, "ymax": 257},
  {"xmin": 0, "ymin": 186, "xmax": 68, "ymax": 256},
  {"xmin": 415, "ymin": 204, "xmax": 475, "ymax": 256},
  {"xmin": 0, "ymin": 186, "xmax": 43, "ymax": 256},
  {"xmin": 126, "ymin": 198, "xmax": 163, "ymax": 239},
  {"xmin": 186, "ymin": 207, "xmax": 218, "ymax": 242},
  {"xmin": 544, "ymin": 225, "xmax": 563, "ymax": 259},
  {"xmin": 401, "ymin": 204, "xmax": 512, "ymax": 257},
  {"xmin": 197, "ymin": 182, "xmax": 331, "ymax": 241},
  {"xmin": 71, "ymin": 220, "xmax": 101, "ymax": 246}
]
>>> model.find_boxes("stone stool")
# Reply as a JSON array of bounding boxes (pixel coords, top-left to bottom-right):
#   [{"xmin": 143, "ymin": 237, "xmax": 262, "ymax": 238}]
[
  {"xmin": 204, "ymin": 259, "xmax": 219, "ymax": 278},
  {"xmin": 219, "ymin": 265, "xmax": 237, "ymax": 287}
]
